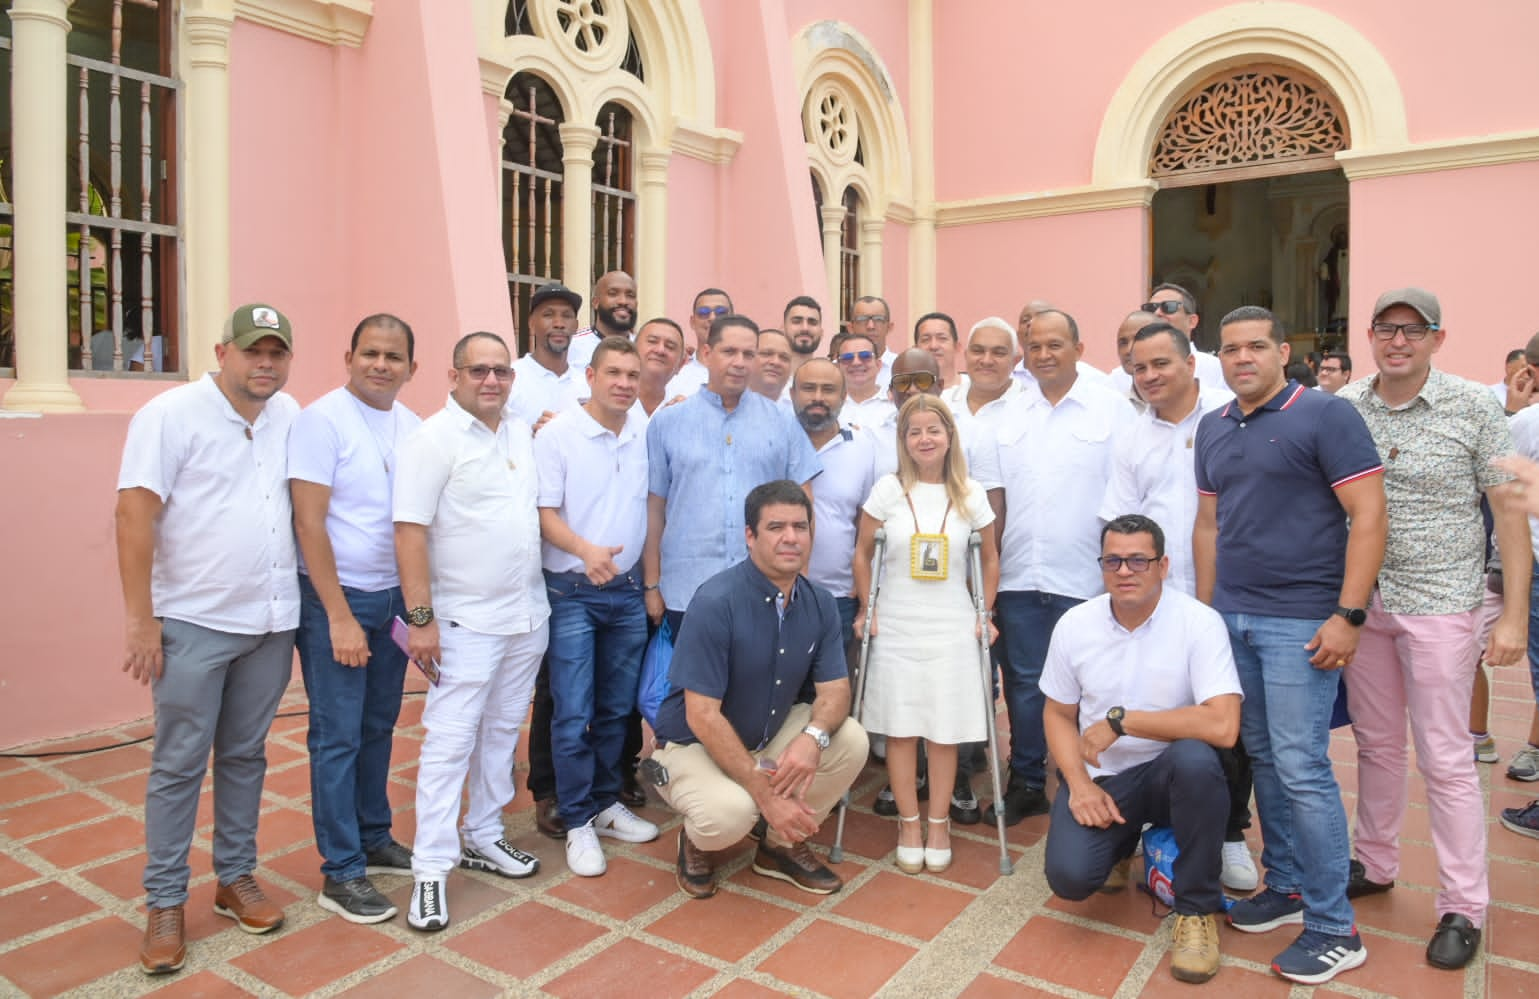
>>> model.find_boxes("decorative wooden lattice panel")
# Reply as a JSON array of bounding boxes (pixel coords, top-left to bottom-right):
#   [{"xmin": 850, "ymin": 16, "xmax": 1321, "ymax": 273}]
[{"xmin": 1151, "ymin": 67, "xmax": 1347, "ymax": 179}]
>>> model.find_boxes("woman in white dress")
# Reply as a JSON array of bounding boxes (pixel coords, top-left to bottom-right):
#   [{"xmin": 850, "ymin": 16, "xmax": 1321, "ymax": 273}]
[{"xmin": 852, "ymin": 395, "xmax": 999, "ymax": 873}]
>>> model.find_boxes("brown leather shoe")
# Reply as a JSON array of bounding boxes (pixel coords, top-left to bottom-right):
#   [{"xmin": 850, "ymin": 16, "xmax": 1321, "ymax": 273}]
[
  {"xmin": 752, "ymin": 839, "xmax": 843, "ymax": 895},
  {"xmin": 139, "ymin": 904, "xmax": 185, "ymax": 975},
  {"xmin": 536, "ymin": 797, "xmax": 567, "ymax": 839},
  {"xmin": 675, "ymin": 829, "xmax": 716, "ymax": 899},
  {"xmin": 213, "ymin": 874, "xmax": 285, "ymax": 934}
]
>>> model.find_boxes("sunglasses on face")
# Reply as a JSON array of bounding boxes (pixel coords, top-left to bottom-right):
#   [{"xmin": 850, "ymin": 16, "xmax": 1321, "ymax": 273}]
[
  {"xmin": 694, "ymin": 305, "xmax": 731, "ymax": 318},
  {"xmin": 1140, "ymin": 301, "xmax": 1184, "ymax": 316},
  {"xmin": 837, "ymin": 350, "xmax": 876, "ymax": 364},
  {"xmin": 890, "ymin": 371, "xmax": 937, "ymax": 392}
]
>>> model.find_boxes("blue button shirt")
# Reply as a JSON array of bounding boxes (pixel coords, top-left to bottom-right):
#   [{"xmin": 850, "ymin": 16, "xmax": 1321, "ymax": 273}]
[
  {"xmin": 652, "ymin": 559, "xmax": 847, "ymax": 749},
  {"xmin": 647, "ymin": 389, "xmax": 822, "ymax": 611},
  {"xmin": 1194, "ymin": 381, "xmax": 1383, "ymax": 618}
]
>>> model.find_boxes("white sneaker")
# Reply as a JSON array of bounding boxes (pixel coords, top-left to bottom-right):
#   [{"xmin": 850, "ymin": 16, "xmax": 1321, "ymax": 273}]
[
  {"xmin": 1221, "ymin": 839, "xmax": 1259, "ymax": 892},
  {"xmin": 594, "ymin": 802, "xmax": 659, "ymax": 843},
  {"xmin": 565, "ymin": 821, "xmax": 607, "ymax": 877},
  {"xmin": 407, "ymin": 877, "xmax": 448, "ymax": 932},
  {"xmin": 460, "ymin": 838, "xmax": 540, "ymax": 878}
]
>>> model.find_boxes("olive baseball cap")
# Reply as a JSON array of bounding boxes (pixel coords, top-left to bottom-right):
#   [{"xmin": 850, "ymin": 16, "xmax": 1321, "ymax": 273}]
[
  {"xmin": 1371, "ymin": 287, "xmax": 1440, "ymax": 326},
  {"xmin": 223, "ymin": 303, "xmax": 294, "ymax": 350}
]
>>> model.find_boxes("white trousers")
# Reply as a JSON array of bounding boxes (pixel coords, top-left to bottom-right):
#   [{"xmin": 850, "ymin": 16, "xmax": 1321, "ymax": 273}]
[{"xmin": 412, "ymin": 621, "xmax": 548, "ymax": 878}]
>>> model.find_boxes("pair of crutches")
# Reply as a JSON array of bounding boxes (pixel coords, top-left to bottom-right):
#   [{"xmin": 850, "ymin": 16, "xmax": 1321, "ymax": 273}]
[{"xmin": 830, "ymin": 528, "xmax": 1012, "ymax": 876}]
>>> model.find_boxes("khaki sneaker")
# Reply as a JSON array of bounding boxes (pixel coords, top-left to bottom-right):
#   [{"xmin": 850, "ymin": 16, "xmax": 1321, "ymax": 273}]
[
  {"xmin": 139, "ymin": 904, "xmax": 185, "ymax": 975},
  {"xmin": 1170, "ymin": 912, "xmax": 1220, "ymax": 983},
  {"xmin": 1098, "ymin": 856, "xmax": 1133, "ymax": 894}
]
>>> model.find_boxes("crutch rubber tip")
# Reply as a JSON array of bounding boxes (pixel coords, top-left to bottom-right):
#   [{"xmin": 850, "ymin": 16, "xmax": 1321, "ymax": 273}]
[{"xmin": 829, "ymin": 847, "xmax": 845, "ymax": 864}]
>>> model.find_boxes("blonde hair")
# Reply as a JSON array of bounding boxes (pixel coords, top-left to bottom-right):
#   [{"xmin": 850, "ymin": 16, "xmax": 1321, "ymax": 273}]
[{"xmin": 895, "ymin": 394, "xmax": 971, "ymax": 511}]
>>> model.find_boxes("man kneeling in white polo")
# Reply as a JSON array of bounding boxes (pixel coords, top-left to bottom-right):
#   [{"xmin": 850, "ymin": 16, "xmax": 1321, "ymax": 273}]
[{"xmin": 393, "ymin": 331, "xmax": 548, "ymax": 931}]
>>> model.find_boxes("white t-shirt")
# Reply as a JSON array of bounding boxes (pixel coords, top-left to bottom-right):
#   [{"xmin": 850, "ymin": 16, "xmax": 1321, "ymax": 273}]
[
  {"xmin": 508, "ymin": 354, "xmax": 586, "ymax": 427},
  {"xmin": 534, "ymin": 405, "xmax": 649, "ymax": 574},
  {"xmin": 1039, "ymin": 589, "xmax": 1242, "ymax": 778},
  {"xmin": 288, "ymin": 387, "xmax": 422, "ymax": 592},
  {"xmin": 393, "ymin": 397, "xmax": 548, "ymax": 635},
  {"xmin": 806, "ymin": 426, "xmax": 878, "ymax": 597},
  {"xmin": 117, "ymin": 374, "xmax": 301, "ymax": 634}
]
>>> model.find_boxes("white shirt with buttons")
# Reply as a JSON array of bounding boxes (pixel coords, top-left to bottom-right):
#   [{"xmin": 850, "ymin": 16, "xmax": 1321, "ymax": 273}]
[{"xmin": 508, "ymin": 353, "xmax": 586, "ymax": 427}]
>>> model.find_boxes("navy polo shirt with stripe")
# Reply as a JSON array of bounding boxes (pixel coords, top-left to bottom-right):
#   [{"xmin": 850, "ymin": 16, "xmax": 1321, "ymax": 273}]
[
  {"xmin": 652, "ymin": 558, "xmax": 847, "ymax": 749},
  {"xmin": 1194, "ymin": 380, "xmax": 1383, "ymax": 619}
]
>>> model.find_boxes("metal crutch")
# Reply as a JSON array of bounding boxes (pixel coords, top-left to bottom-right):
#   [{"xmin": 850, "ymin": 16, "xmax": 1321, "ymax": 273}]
[
  {"xmin": 969, "ymin": 530, "xmax": 1013, "ymax": 876},
  {"xmin": 830, "ymin": 526, "xmax": 886, "ymax": 863}
]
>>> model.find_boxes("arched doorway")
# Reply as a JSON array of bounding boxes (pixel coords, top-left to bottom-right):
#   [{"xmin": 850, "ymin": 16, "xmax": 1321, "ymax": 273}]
[{"xmin": 1149, "ymin": 65, "xmax": 1350, "ymax": 358}]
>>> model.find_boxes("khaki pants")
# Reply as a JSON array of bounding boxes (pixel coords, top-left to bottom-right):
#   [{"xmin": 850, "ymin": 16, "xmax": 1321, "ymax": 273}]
[{"xmin": 656, "ymin": 703, "xmax": 868, "ymax": 850}]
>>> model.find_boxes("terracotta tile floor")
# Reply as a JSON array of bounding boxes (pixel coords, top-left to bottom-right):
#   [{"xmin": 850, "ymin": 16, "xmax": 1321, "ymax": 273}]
[{"xmin": 3, "ymin": 668, "xmax": 1539, "ymax": 997}]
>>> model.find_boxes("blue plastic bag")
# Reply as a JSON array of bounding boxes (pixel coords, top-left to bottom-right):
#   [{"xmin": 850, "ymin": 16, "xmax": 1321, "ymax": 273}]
[
  {"xmin": 637, "ymin": 618, "xmax": 674, "ymax": 728},
  {"xmin": 1141, "ymin": 825, "xmax": 1236, "ymax": 911}
]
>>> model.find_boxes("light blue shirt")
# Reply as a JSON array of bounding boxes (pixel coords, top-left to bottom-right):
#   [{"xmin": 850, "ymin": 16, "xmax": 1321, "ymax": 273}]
[{"xmin": 648, "ymin": 388, "xmax": 822, "ymax": 611}]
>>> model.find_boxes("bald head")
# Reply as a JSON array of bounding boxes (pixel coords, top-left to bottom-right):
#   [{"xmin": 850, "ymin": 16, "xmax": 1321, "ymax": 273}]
[
  {"xmin": 592, "ymin": 270, "xmax": 637, "ymax": 335},
  {"xmin": 1017, "ymin": 299, "xmax": 1054, "ymax": 353},
  {"xmin": 1116, "ymin": 309, "xmax": 1159, "ymax": 374},
  {"xmin": 889, "ymin": 347, "xmax": 942, "ymax": 407},
  {"xmin": 790, "ymin": 357, "xmax": 846, "ymax": 434}
]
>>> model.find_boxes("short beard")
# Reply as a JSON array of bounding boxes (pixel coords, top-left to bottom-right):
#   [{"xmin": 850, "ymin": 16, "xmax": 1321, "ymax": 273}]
[
  {"xmin": 595, "ymin": 306, "xmax": 636, "ymax": 334},
  {"xmin": 790, "ymin": 338, "xmax": 819, "ymax": 356},
  {"xmin": 796, "ymin": 407, "xmax": 837, "ymax": 433}
]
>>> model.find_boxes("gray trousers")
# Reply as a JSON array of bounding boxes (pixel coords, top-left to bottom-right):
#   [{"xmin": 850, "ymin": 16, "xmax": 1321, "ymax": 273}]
[{"xmin": 143, "ymin": 618, "xmax": 295, "ymax": 908}]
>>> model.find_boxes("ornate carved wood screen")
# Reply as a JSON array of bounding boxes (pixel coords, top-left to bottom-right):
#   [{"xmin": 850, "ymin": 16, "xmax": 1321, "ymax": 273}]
[{"xmin": 1150, "ymin": 66, "xmax": 1348, "ymax": 187}]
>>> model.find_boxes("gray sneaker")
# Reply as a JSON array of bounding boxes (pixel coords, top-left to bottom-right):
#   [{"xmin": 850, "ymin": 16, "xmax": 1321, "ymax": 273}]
[
  {"xmin": 318, "ymin": 876, "xmax": 398, "ymax": 924},
  {"xmin": 364, "ymin": 840, "xmax": 413, "ymax": 875},
  {"xmin": 1508, "ymin": 745, "xmax": 1539, "ymax": 782}
]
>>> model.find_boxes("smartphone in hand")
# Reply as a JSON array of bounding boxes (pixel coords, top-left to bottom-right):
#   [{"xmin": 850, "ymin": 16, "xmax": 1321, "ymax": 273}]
[{"xmin": 390, "ymin": 616, "xmax": 441, "ymax": 686}]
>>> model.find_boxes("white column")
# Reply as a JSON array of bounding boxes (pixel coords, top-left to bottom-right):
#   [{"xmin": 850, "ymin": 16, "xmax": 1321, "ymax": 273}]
[
  {"xmin": 820, "ymin": 203, "xmax": 843, "ymax": 322},
  {"xmin": 859, "ymin": 217, "xmax": 885, "ymax": 301},
  {"xmin": 907, "ymin": 0, "xmax": 937, "ymax": 317},
  {"xmin": 3, "ymin": 0, "xmax": 83, "ymax": 412},
  {"xmin": 635, "ymin": 148, "xmax": 670, "ymax": 318},
  {"xmin": 181, "ymin": 0, "xmax": 235, "ymax": 378},
  {"xmin": 559, "ymin": 122, "xmax": 599, "ymax": 326}
]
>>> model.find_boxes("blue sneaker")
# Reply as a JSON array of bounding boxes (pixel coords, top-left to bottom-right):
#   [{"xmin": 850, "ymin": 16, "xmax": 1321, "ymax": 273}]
[
  {"xmin": 1271, "ymin": 928, "xmax": 1367, "ymax": 984},
  {"xmin": 1227, "ymin": 887, "xmax": 1305, "ymax": 933}
]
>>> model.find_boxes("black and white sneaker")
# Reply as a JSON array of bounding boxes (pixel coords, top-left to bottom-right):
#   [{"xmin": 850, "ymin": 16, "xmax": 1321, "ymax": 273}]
[
  {"xmin": 407, "ymin": 877, "xmax": 448, "ymax": 932},
  {"xmin": 461, "ymin": 838, "xmax": 540, "ymax": 879},
  {"xmin": 318, "ymin": 876, "xmax": 397, "ymax": 924},
  {"xmin": 873, "ymin": 773, "xmax": 927, "ymax": 817},
  {"xmin": 363, "ymin": 840, "xmax": 413, "ymax": 876},
  {"xmin": 950, "ymin": 774, "xmax": 982, "ymax": 825}
]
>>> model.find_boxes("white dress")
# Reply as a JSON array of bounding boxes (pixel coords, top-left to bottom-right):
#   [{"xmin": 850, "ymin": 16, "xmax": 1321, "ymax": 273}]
[{"xmin": 859, "ymin": 475, "xmax": 995, "ymax": 743}]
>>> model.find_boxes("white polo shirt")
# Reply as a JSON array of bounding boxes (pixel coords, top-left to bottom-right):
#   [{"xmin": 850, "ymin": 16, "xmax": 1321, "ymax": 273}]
[
  {"xmin": 289, "ymin": 387, "xmax": 422, "ymax": 592},
  {"xmin": 1039, "ymin": 589, "xmax": 1242, "ymax": 779},
  {"xmin": 117, "ymin": 374, "xmax": 300, "ymax": 635},
  {"xmin": 534, "ymin": 404, "xmax": 649, "ymax": 575},
  {"xmin": 996, "ymin": 377, "xmax": 1136, "ymax": 597},
  {"xmin": 665, "ymin": 358, "xmax": 709, "ymax": 398},
  {"xmin": 805, "ymin": 426, "xmax": 878, "ymax": 598},
  {"xmin": 1098, "ymin": 385, "xmax": 1232, "ymax": 597},
  {"xmin": 842, "ymin": 390, "xmax": 897, "ymax": 430},
  {"xmin": 393, "ymin": 396, "xmax": 548, "ymax": 635},
  {"xmin": 870, "ymin": 407, "xmax": 1003, "ymax": 491},
  {"xmin": 508, "ymin": 353, "xmax": 586, "ymax": 426}
]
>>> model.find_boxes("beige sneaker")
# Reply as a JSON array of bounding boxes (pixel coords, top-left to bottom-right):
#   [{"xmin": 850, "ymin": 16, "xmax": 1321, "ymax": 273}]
[
  {"xmin": 1098, "ymin": 856, "xmax": 1133, "ymax": 894},
  {"xmin": 1170, "ymin": 912, "xmax": 1220, "ymax": 983}
]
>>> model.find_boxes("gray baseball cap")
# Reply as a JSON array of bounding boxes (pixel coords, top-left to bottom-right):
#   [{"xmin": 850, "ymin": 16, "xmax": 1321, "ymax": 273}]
[{"xmin": 1371, "ymin": 287, "xmax": 1440, "ymax": 326}]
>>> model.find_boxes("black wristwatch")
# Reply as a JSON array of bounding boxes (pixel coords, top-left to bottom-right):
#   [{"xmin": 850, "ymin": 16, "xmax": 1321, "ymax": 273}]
[
  {"xmin": 406, "ymin": 605, "xmax": 435, "ymax": 627},
  {"xmin": 1334, "ymin": 605, "xmax": 1368, "ymax": 627},
  {"xmin": 1105, "ymin": 706, "xmax": 1127, "ymax": 738}
]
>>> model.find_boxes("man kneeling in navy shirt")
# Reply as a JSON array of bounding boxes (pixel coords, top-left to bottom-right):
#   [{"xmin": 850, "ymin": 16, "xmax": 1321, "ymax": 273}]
[{"xmin": 651, "ymin": 480, "xmax": 868, "ymax": 899}]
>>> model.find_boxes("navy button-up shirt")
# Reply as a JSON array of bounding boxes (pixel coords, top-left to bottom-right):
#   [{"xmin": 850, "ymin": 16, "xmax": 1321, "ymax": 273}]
[{"xmin": 652, "ymin": 559, "xmax": 847, "ymax": 749}]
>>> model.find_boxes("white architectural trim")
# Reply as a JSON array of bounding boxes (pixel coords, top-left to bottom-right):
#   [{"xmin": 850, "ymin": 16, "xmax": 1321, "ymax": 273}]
[
  {"xmin": 1093, "ymin": 2, "xmax": 1409, "ymax": 187},
  {"xmin": 1337, "ymin": 130, "xmax": 1539, "ymax": 180},
  {"xmin": 670, "ymin": 120, "xmax": 743, "ymax": 165},
  {"xmin": 233, "ymin": 0, "xmax": 372, "ymax": 47},
  {"xmin": 935, "ymin": 183, "xmax": 1158, "ymax": 227}
]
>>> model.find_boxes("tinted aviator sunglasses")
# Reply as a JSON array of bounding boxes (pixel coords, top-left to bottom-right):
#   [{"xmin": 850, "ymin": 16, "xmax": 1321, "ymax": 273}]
[{"xmin": 890, "ymin": 371, "xmax": 937, "ymax": 392}]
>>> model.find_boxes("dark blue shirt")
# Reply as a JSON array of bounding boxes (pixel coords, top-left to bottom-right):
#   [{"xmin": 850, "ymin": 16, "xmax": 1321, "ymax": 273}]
[
  {"xmin": 1194, "ymin": 381, "xmax": 1383, "ymax": 618},
  {"xmin": 652, "ymin": 559, "xmax": 847, "ymax": 749}
]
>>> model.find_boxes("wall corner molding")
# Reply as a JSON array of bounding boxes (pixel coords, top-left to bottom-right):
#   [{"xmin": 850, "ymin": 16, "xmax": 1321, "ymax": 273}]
[{"xmin": 233, "ymin": 0, "xmax": 372, "ymax": 48}]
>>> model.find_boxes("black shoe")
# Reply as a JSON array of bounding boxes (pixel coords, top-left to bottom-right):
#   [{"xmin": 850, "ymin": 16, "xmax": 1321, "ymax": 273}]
[
  {"xmin": 873, "ymin": 774, "xmax": 928, "ymax": 817},
  {"xmin": 982, "ymin": 782, "xmax": 1048, "ymax": 826},
  {"xmin": 535, "ymin": 797, "xmax": 567, "ymax": 839},
  {"xmin": 950, "ymin": 773, "xmax": 982, "ymax": 825},
  {"xmin": 621, "ymin": 769, "xmax": 648, "ymax": 808},
  {"xmin": 317, "ymin": 876, "xmax": 398, "ymax": 924},
  {"xmin": 363, "ymin": 840, "xmax": 412, "ymax": 876},
  {"xmin": 1346, "ymin": 858, "xmax": 1394, "ymax": 898},
  {"xmin": 1426, "ymin": 913, "xmax": 1480, "ymax": 969}
]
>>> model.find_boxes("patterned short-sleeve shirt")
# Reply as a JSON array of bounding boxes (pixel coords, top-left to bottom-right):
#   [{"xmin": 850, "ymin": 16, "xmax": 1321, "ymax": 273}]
[{"xmin": 1338, "ymin": 368, "xmax": 1513, "ymax": 615}]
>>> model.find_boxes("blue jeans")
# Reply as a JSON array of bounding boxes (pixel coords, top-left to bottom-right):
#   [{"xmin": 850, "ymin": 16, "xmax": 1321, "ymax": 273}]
[
  {"xmin": 296, "ymin": 576, "xmax": 408, "ymax": 881},
  {"xmin": 1223, "ymin": 612, "xmax": 1354, "ymax": 935},
  {"xmin": 545, "ymin": 569, "xmax": 649, "ymax": 828},
  {"xmin": 996, "ymin": 590, "xmax": 1083, "ymax": 786},
  {"xmin": 1527, "ymin": 568, "xmax": 1539, "ymax": 699}
]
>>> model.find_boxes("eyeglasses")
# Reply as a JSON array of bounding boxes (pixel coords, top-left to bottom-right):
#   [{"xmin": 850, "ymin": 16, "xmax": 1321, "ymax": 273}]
[
  {"xmin": 1370, "ymin": 322, "xmax": 1437, "ymax": 341},
  {"xmin": 694, "ymin": 305, "xmax": 731, "ymax": 318},
  {"xmin": 1140, "ymin": 301, "xmax": 1184, "ymax": 316},
  {"xmin": 1318, "ymin": 365, "xmax": 1344, "ymax": 375},
  {"xmin": 1097, "ymin": 554, "xmax": 1156, "ymax": 573},
  {"xmin": 837, "ymin": 350, "xmax": 876, "ymax": 364},
  {"xmin": 456, "ymin": 364, "xmax": 514, "ymax": 382},
  {"xmin": 890, "ymin": 371, "xmax": 937, "ymax": 392},
  {"xmin": 853, "ymin": 315, "xmax": 889, "ymax": 326}
]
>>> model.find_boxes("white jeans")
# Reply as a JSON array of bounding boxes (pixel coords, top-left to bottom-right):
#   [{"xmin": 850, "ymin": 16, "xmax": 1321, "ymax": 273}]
[{"xmin": 412, "ymin": 621, "xmax": 548, "ymax": 878}]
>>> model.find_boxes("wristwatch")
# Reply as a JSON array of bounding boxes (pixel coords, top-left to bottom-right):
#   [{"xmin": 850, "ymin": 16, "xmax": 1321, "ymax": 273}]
[
  {"xmin": 802, "ymin": 725, "xmax": 831, "ymax": 751},
  {"xmin": 1105, "ymin": 706, "xmax": 1127, "ymax": 738},
  {"xmin": 406, "ymin": 606, "xmax": 435, "ymax": 627},
  {"xmin": 1334, "ymin": 605, "xmax": 1368, "ymax": 627}
]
